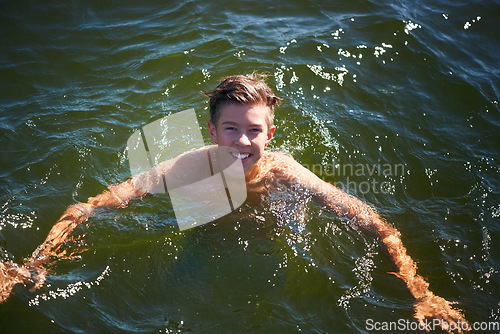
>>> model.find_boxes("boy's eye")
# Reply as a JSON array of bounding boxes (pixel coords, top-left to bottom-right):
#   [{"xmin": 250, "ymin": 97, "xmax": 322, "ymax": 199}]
[
  {"xmin": 250, "ymin": 128, "xmax": 262, "ymax": 133},
  {"xmin": 225, "ymin": 127, "xmax": 236, "ymax": 131}
]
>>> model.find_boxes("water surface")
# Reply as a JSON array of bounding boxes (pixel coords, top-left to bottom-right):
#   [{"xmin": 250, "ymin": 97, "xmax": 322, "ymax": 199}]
[{"xmin": 0, "ymin": 0, "xmax": 499, "ymax": 332}]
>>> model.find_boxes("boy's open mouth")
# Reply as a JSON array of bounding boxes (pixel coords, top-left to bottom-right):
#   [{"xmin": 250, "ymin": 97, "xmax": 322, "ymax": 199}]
[{"xmin": 231, "ymin": 152, "xmax": 251, "ymax": 160}]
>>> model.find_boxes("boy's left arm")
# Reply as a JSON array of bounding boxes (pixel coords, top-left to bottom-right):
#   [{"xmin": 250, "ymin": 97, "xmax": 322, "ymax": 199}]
[{"xmin": 276, "ymin": 157, "xmax": 469, "ymax": 333}]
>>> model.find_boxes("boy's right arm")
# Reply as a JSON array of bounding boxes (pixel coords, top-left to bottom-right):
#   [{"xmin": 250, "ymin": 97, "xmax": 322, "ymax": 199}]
[
  {"xmin": 27, "ymin": 146, "xmax": 213, "ymax": 267},
  {"xmin": 1, "ymin": 146, "xmax": 212, "ymax": 304},
  {"xmin": 27, "ymin": 145, "xmax": 211, "ymax": 267}
]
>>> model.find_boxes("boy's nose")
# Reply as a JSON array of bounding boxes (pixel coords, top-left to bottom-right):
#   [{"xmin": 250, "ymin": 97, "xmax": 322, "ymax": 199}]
[{"xmin": 236, "ymin": 133, "xmax": 251, "ymax": 146}]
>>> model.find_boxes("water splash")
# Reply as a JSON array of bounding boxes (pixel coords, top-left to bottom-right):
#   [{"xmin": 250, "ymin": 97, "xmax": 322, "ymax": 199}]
[
  {"xmin": 29, "ymin": 265, "xmax": 111, "ymax": 306},
  {"xmin": 0, "ymin": 198, "xmax": 36, "ymax": 231},
  {"xmin": 337, "ymin": 241, "xmax": 377, "ymax": 308}
]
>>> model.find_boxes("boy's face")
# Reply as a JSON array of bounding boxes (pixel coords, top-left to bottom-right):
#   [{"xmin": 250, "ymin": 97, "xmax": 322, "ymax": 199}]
[{"xmin": 208, "ymin": 103, "xmax": 275, "ymax": 172}]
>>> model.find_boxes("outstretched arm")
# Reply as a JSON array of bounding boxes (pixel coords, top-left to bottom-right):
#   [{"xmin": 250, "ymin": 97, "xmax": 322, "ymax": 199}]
[
  {"xmin": 316, "ymin": 185, "xmax": 468, "ymax": 333},
  {"xmin": 0, "ymin": 147, "xmax": 209, "ymax": 303},
  {"xmin": 273, "ymin": 156, "xmax": 469, "ymax": 333},
  {"xmin": 29, "ymin": 146, "xmax": 212, "ymax": 264}
]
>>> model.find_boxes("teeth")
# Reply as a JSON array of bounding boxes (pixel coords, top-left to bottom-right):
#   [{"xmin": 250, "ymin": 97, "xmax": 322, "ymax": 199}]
[{"xmin": 231, "ymin": 152, "xmax": 250, "ymax": 159}]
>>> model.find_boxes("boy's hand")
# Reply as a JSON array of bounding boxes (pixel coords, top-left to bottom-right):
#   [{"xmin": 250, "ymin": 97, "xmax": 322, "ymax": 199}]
[
  {"xmin": 0, "ymin": 203, "xmax": 94, "ymax": 304},
  {"xmin": 0, "ymin": 262, "xmax": 46, "ymax": 303},
  {"xmin": 414, "ymin": 294, "xmax": 469, "ymax": 333}
]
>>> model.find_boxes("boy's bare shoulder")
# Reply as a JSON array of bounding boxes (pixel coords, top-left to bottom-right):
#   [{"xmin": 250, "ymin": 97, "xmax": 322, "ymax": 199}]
[
  {"xmin": 155, "ymin": 145, "xmax": 213, "ymax": 178},
  {"xmin": 159, "ymin": 145, "xmax": 213, "ymax": 165},
  {"xmin": 261, "ymin": 151, "xmax": 322, "ymax": 188},
  {"xmin": 262, "ymin": 151, "xmax": 307, "ymax": 175}
]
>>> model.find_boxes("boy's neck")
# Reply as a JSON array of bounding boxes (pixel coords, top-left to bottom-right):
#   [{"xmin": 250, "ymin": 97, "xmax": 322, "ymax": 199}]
[
  {"xmin": 244, "ymin": 162, "xmax": 260, "ymax": 182},
  {"xmin": 244, "ymin": 152, "xmax": 270, "ymax": 183}
]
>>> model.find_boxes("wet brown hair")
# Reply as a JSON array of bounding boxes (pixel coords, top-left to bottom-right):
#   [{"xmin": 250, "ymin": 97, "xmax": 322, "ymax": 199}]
[{"xmin": 204, "ymin": 73, "xmax": 281, "ymax": 128}]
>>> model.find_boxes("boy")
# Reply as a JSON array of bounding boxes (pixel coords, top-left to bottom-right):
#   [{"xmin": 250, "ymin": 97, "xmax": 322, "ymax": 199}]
[{"xmin": 1, "ymin": 74, "xmax": 468, "ymax": 332}]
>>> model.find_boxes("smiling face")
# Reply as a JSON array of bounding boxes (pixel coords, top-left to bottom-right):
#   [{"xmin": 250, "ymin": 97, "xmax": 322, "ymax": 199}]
[{"xmin": 208, "ymin": 103, "xmax": 275, "ymax": 172}]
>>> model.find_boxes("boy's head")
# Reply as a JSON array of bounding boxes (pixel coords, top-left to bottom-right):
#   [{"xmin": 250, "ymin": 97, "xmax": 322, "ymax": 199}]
[
  {"xmin": 205, "ymin": 74, "xmax": 281, "ymax": 171},
  {"xmin": 204, "ymin": 73, "xmax": 281, "ymax": 129}
]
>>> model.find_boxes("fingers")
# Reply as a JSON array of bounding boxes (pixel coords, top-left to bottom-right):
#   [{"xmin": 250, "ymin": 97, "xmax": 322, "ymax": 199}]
[{"xmin": 414, "ymin": 295, "xmax": 469, "ymax": 333}]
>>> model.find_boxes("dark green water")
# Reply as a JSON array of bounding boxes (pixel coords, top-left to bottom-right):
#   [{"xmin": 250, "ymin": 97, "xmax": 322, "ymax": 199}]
[{"xmin": 1, "ymin": 0, "xmax": 499, "ymax": 333}]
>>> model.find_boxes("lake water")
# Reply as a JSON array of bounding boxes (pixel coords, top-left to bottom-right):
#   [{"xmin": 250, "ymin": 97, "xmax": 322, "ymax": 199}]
[{"xmin": 0, "ymin": 0, "xmax": 499, "ymax": 333}]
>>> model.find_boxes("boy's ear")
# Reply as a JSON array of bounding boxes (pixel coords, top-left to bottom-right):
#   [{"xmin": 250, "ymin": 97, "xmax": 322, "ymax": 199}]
[
  {"xmin": 208, "ymin": 121, "xmax": 218, "ymax": 144},
  {"xmin": 265, "ymin": 126, "xmax": 276, "ymax": 147}
]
